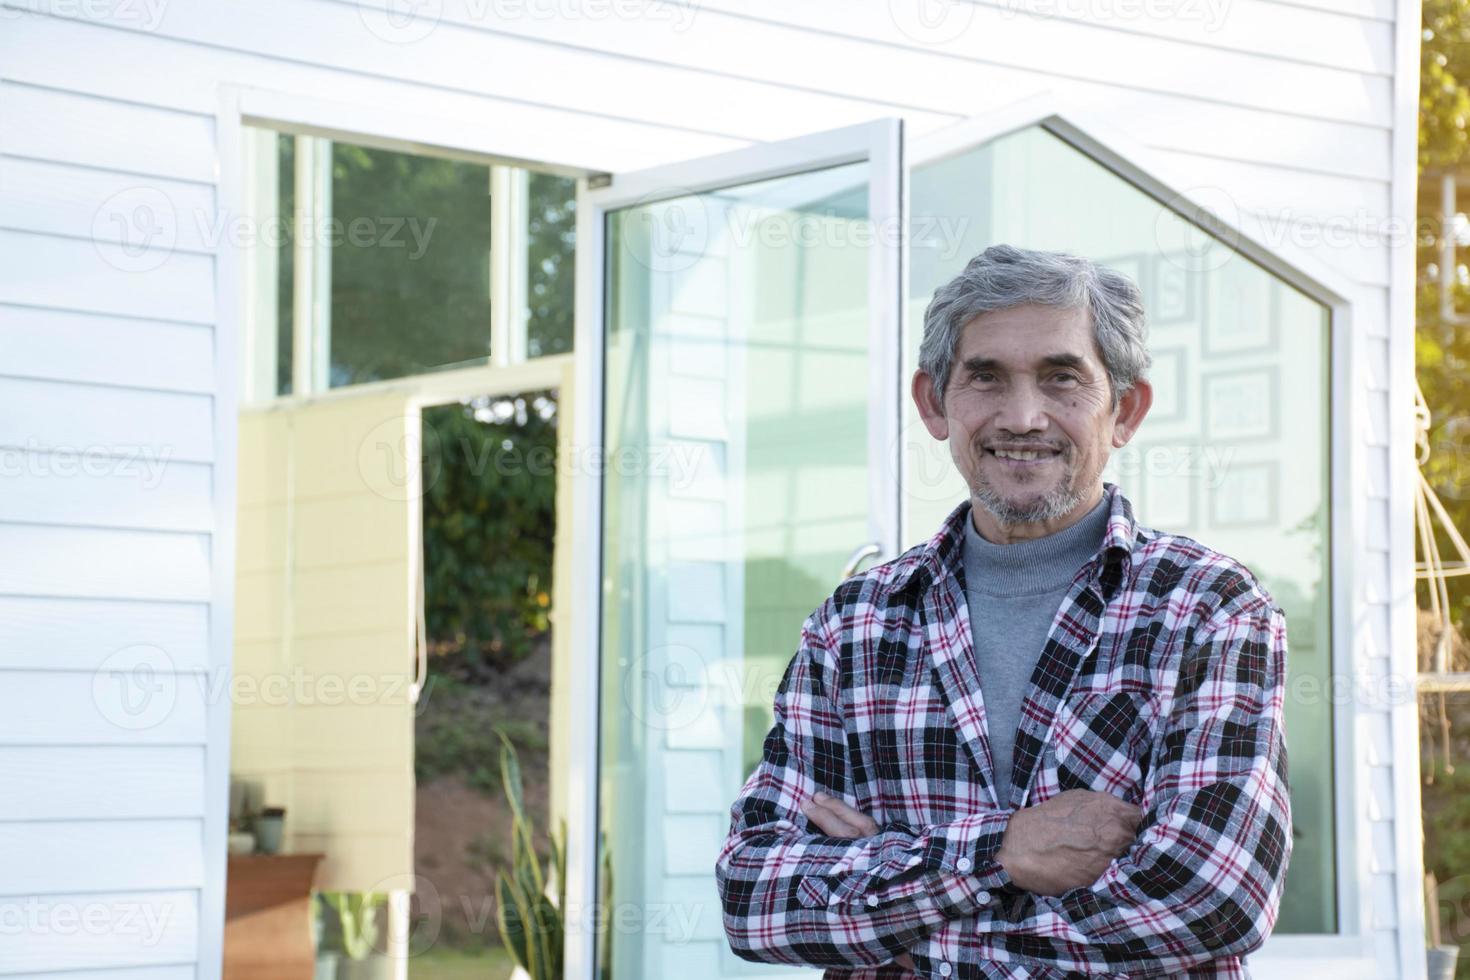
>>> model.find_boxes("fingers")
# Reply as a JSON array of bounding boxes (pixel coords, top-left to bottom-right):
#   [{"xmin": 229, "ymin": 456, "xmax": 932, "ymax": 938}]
[
  {"xmin": 815, "ymin": 793, "xmax": 881, "ymax": 836},
  {"xmin": 802, "ymin": 799, "xmax": 862, "ymax": 837},
  {"xmin": 800, "ymin": 792, "xmax": 879, "ymax": 838}
]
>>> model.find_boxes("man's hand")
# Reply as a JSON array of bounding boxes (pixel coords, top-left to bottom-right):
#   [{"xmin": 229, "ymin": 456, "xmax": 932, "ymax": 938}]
[
  {"xmin": 993, "ymin": 789, "xmax": 1142, "ymax": 896},
  {"xmin": 799, "ymin": 793, "xmax": 918, "ymax": 973},
  {"xmin": 800, "ymin": 791, "xmax": 879, "ymax": 837}
]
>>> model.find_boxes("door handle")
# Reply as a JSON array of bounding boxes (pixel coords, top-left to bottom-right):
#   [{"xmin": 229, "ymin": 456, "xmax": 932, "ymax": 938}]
[{"xmin": 841, "ymin": 542, "xmax": 882, "ymax": 581}]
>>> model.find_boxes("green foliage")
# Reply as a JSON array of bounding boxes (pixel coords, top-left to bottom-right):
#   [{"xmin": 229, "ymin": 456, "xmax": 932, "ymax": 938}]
[
  {"xmin": 319, "ymin": 891, "xmax": 387, "ymax": 960},
  {"xmin": 328, "ymin": 143, "xmax": 493, "ymax": 386},
  {"xmin": 422, "ymin": 394, "xmax": 558, "ymax": 681},
  {"xmin": 526, "ymin": 173, "xmax": 577, "ymax": 358},
  {"xmin": 493, "ymin": 731, "xmax": 567, "ymax": 980},
  {"xmin": 1423, "ymin": 0, "xmax": 1470, "ymax": 169},
  {"xmin": 414, "ymin": 683, "xmax": 546, "ymax": 793},
  {"xmin": 1418, "ymin": 1, "xmax": 1470, "ymax": 638}
]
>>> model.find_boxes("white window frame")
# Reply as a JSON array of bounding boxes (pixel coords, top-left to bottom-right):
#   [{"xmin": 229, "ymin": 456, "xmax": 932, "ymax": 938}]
[{"xmin": 213, "ymin": 83, "xmax": 602, "ymax": 980}]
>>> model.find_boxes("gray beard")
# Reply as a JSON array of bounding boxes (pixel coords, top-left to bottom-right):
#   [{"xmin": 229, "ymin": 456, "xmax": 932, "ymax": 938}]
[{"xmin": 972, "ymin": 457, "xmax": 1085, "ymax": 527}]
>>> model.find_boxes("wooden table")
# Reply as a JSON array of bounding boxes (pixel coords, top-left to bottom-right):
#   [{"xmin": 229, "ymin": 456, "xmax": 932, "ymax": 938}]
[{"xmin": 223, "ymin": 853, "xmax": 324, "ymax": 980}]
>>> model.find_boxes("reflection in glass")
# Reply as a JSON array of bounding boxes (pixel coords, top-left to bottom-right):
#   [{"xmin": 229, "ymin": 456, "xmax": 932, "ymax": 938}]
[
  {"xmin": 328, "ymin": 143, "xmax": 492, "ymax": 387},
  {"xmin": 526, "ymin": 172, "xmax": 577, "ymax": 358},
  {"xmin": 906, "ymin": 126, "xmax": 1335, "ymax": 933},
  {"xmin": 600, "ymin": 163, "xmax": 871, "ymax": 977}
]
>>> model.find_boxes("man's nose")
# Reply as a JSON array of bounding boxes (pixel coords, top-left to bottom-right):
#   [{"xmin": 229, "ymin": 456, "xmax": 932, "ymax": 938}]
[{"xmin": 994, "ymin": 383, "xmax": 1049, "ymax": 434}]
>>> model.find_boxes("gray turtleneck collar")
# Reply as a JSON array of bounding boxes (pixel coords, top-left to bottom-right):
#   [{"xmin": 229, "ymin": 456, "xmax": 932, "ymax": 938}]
[{"xmin": 962, "ymin": 492, "xmax": 1112, "ymax": 598}]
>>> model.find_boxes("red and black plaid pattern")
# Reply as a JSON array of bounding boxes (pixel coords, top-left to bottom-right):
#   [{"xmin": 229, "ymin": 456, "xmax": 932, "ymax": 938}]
[{"xmin": 715, "ymin": 482, "xmax": 1292, "ymax": 978}]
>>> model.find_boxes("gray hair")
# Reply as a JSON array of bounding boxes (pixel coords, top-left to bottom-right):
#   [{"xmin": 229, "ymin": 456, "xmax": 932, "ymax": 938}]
[{"xmin": 918, "ymin": 244, "xmax": 1151, "ymax": 409}]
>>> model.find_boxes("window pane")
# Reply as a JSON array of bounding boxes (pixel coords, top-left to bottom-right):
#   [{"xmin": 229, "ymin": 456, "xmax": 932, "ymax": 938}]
[
  {"xmin": 526, "ymin": 172, "xmax": 576, "ymax": 358},
  {"xmin": 328, "ymin": 143, "xmax": 492, "ymax": 386},
  {"xmin": 908, "ymin": 126, "xmax": 1335, "ymax": 934}
]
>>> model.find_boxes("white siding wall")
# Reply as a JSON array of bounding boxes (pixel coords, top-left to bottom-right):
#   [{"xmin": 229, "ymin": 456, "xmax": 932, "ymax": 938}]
[{"xmin": 0, "ymin": 0, "xmax": 1417, "ymax": 976}]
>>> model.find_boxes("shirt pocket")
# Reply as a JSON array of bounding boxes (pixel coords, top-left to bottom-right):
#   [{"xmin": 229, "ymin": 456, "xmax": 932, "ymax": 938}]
[{"xmin": 1045, "ymin": 689, "xmax": 1154, "ymax": 802}]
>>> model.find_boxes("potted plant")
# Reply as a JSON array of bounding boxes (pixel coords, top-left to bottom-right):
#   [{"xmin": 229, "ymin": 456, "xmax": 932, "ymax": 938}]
[
  {"xmin": 493, "ymin": 730, "xmax": 566, "ymax": 980},
  {"xmin": 319, "ymin": 891, "xmax": 391, "ymax": 980}
]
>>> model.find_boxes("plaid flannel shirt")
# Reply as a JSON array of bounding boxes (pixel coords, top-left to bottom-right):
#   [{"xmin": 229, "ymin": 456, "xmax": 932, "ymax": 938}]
[{"xmin": 715, "ymin": 482, "xmax": 1292, "ymax": 979}]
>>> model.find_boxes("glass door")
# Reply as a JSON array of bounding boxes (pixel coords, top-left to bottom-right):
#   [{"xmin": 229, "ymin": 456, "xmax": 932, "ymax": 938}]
[{"xmin": 571, "ymin": 119, "xmax": 902, "ymax": 979}]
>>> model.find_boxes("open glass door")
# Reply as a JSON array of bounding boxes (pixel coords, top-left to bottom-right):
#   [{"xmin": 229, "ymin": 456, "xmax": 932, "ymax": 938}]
[{"xmin": 570, "ymin": 119, "xmax": 902, "ymax": 979}]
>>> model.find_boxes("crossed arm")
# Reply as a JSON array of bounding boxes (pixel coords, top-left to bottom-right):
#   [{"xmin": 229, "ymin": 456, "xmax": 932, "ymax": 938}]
[{"xmin": 714, "ymin": 599, "xmax": 1293, "ymax": 975}]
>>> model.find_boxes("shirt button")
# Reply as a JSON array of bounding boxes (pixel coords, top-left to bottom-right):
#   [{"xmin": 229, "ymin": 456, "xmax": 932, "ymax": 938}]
[
  {"xmin": 939, "ymin": 963, "xmax": 953, "ymax": 977},
  {"xmin": 866, "ymin": 894, "xmax": 879, "ymax": 907},
  {"xmin": 955, "ymin": 857, "xmax": 972, "ymax": 872},
  {"xmin": 976, "ymin": 889, "xmax": 991, "ymax": 905}
]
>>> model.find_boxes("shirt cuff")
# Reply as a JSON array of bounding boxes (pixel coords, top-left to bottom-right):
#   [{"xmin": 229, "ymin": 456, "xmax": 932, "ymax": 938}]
[{"xmin": 795, "ymin": 811, "xmax": 1013, "ymax": 917}]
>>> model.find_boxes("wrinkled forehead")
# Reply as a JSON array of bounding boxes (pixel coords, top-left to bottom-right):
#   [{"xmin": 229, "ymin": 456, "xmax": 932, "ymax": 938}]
[{"xmin": 953, "ymin": 304, "xmax": 1103, "ymax": 369}]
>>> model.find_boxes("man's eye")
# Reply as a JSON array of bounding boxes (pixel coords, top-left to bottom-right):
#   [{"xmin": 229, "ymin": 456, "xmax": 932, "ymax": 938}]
[
  {"xmin": 971, "ymin": 373, "xmax": 996, "ymax": 384},
  {"xmin": 1052, "ymin": 372, "xmax": 1079, "ymax": 384}
]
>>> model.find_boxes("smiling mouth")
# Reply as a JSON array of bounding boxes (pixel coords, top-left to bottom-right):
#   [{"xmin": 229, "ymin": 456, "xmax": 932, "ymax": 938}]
[{"xmin": 986, "ymin": 447, "xmax": 1063, "ymax": 463}]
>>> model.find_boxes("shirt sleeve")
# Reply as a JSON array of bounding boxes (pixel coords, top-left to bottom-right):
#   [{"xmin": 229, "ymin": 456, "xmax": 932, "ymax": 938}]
[
  {"xmin": 714, "ymin": 598, "xmax": 1016, "ymax": 969},
  {"xmin": 962, "ymin": 602, "xmax": 1293, "ymax": 976}
]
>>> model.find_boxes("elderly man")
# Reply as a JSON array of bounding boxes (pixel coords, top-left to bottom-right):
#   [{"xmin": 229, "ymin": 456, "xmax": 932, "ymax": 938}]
[{"xmin": 715, "ymin": 244, "xmax": 1291, "ymax": 978}]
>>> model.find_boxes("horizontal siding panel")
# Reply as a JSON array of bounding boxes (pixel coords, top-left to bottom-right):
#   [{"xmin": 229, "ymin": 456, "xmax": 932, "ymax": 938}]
[
  {"xmin": 4, "ymin": 969, "xmax": 196, "ymax": 980},
  {"xmin": 1264, "ymin": 0, "xmax": 1392, "ymax": 21},
  {"xmin": 0, "ymin": 524, "xmax": 211, "ymax": 602},
  {"xmin": 0, "ymin": 669, "xmax": 210, "ymax": 745},
  {"xmin": 0, "ymin": 157, "xmax": 217, "ymax": 256},
  {"xmin": 0, "ymin": 7, "xmax": 1391, "ymax": 184},
  {"xmin": 0, "ymin": 596, "xmax": 210, "ymax": 673},
  {"xmin": 679, "ymin": 0, "xmax": 1392, "ymax": 125},
  {"xmin": 0, "ymin": 820, "xmax": 204, "ymax": 895},
  {"xmin": 1149, "ymin": 149, "xmax": 1390, "ymax": 225},
  {"xmin": 233, "ymin": 705, "xmax": 408, "ymax": 775},
  {"xmin": 966, "ymin": 0, "xmax": 1393, "ymax": 75},
  {"xmin": 0, "ymin": 452, "xmax": 212, "ymax": 534},
  {"xmin": 0, "ymin": 81, "xmax": 215, "ymax": 183},
  {"xmin": 0, "ymin": 306, "xmax": 214, "ymax": 394},
  {"xmin": 0, "ymin": 746, "xmax": 206, "ymax": 820},
  {"xmin": 20, "ymin": 1, "xmax": 954, "ymax": 141},
  {"xmin": 0, "ymin": 11, "xmax": 733, "ymax": 174},
  {"xmin": 0, "ymin": 376, "xmax": 213, "ymax": 465},
  {"xmin": 0, "ymin": 230, "xmax": 215, "ymax": 325},
  {"xmin": 0, "ymin": 889, "xmax": 198, "ymax": 975}
]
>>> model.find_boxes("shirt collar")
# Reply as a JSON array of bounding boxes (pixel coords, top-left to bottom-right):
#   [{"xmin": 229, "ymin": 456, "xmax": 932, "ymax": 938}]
[{"xmin": 893, "ymin": 481, "xmax": 1139, "ymax": 601}]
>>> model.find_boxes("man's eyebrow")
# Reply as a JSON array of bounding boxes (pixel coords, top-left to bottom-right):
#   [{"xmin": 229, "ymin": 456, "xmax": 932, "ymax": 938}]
[{"xmin": 956, "ymin": 353, "xmax": 1091, "ymax": 373}]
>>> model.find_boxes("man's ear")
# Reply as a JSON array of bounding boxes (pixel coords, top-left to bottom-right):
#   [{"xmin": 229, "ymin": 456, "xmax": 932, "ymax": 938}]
[
  {"xmin": 911, "ymin": 370, "xmax": 949, "ymax": 441},
  {"xmin": 1111, "ymin": 378, "xmax": 1153, "ymax": 447}
]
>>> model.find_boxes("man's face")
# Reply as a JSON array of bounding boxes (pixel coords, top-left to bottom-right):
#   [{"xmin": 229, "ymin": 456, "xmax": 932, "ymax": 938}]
[{"xmin": 912, "ymin": 303, "xmax": 1151, "ymax": 541}]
